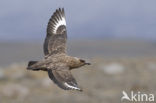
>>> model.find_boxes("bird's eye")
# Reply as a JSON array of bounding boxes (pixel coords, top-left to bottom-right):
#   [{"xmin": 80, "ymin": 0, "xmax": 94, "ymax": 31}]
[{"xmin": 80, "ymin": 59, "xmax": 85, "ymax": 63}]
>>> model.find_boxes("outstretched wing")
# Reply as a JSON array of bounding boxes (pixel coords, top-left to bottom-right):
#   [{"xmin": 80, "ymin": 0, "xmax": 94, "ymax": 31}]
[
  {"xmin": 44, "ymin": 8, "xmax": 67, "ymax": 56},
  {"xmin": 48, "ymin": 65, "xmax": 82, "ymax": 91}
]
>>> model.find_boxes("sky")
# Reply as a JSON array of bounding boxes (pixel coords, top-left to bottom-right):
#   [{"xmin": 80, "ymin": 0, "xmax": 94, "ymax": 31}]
[{"xmin": 0, "ymin": 0, "xmax": 156, "ymax": 41}]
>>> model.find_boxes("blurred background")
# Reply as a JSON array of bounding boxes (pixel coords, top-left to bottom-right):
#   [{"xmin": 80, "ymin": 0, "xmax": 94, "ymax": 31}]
[{"xmin": 0, "ymin": 0, "xmax": 156, "ymax": 103}]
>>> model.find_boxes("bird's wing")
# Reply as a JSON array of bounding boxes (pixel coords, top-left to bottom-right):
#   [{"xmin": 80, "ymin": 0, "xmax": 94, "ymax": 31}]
[
  {"xmin": 48, "ymin": 65, "xmax": 82, "ymax": 91},
  {"xmin": 44, "ymin": 8, "xmax": 67, "ymax": 56}
]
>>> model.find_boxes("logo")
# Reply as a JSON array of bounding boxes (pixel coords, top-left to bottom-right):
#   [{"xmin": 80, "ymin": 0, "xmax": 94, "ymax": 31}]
[{"xmin": 121, "ymin": 91, "xmax": 154, "ymax": 102}]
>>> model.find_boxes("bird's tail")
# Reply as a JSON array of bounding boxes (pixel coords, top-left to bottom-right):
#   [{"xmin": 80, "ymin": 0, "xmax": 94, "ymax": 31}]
[
  {"xmin": 27, "ymin": 60, "xmax": 48, "ymax": 71},
  {"xmin": 28, "ymin": 61, "xmax": 38, "ymax": 67},
  {"xmin": 27, "ymin": 61, "xmax": 38, "ymax": 70}
]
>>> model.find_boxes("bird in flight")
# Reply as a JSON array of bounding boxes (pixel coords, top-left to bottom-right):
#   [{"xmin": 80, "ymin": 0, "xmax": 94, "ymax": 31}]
[{"xmin": 27, "ymin": 8, "xmax": 91, "ymax": 91}]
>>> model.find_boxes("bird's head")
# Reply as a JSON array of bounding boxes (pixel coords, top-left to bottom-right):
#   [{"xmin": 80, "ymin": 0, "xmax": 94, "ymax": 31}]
[{"xmin": 79, "ymin": 59, "xmax": 91, "ymax": 65}]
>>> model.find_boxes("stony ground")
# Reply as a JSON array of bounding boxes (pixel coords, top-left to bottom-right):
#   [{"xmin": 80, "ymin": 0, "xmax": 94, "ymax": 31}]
[{"xmin": 0, "ymin": 57, "xmax": 156, "ymax": 103}]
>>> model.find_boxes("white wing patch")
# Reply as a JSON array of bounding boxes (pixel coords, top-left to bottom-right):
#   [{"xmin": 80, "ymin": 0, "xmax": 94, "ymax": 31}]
[
  {"xmin": 53, "ymin": 16, "xmax": 66, "ymax": 34},
  {"xmin": 64, "ymin": 82, "xmax": 81, "ymax": 90}
]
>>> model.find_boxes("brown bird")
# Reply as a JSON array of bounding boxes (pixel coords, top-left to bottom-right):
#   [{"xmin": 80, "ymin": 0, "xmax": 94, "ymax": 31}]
[{"xmin": 27, "ymin": 8, "xmax": 90, "ymax": 91}]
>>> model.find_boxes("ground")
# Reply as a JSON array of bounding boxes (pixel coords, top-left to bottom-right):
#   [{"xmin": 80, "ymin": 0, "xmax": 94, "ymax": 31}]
[{"xmin": 0, "ymin": 57, "xmax": 156, "ymax": 103}]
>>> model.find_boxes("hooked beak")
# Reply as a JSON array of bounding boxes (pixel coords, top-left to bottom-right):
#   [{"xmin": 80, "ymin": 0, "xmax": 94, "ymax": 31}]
[{"xmin": 85, "ymin": 62, "xmax": 91, "ymax": 65}]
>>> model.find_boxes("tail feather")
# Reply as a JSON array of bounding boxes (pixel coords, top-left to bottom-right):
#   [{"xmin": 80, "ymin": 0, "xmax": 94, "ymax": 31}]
[
  {"xmin": 27, "ymin": 61, "xmax": 38, "ymax": 70},
  {"xmin": 27, "ymin": 61, "xmax": 48, "ymax": 71},
  {"xmin": 28, "ymin": 61, "xmax": 38, "ymax": 67}
]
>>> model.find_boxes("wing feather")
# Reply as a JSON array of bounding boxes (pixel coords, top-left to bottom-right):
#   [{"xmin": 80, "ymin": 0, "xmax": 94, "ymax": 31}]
[
  {"xmin": 44, "ymin": 8, "xmax": 67, "ymax": 56},
  {"xmin": 48, "ymin": 65, "xmax": 82, "ymax": 91}
]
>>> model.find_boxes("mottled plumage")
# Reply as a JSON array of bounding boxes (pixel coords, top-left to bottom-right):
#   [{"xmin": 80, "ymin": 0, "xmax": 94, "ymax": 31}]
[{"xmin": 27, "ymin": 8, "xmax": 90, "ymax": 91}]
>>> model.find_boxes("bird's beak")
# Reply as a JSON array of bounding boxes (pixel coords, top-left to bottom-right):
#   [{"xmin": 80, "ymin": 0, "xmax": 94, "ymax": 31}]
[{"xmin": 85, "ymin": 63, "xmax": 91, "ymax": 65}]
